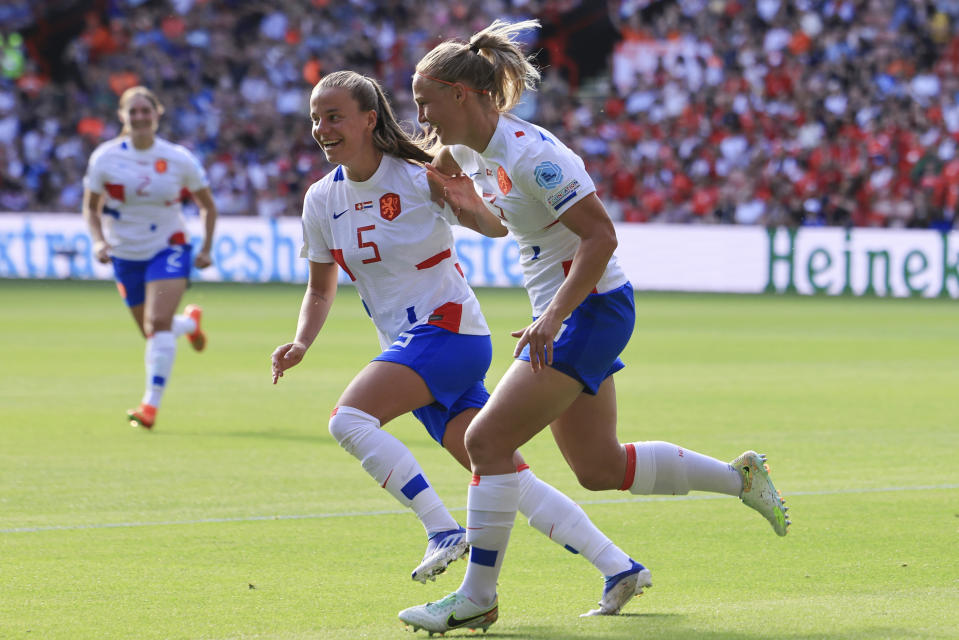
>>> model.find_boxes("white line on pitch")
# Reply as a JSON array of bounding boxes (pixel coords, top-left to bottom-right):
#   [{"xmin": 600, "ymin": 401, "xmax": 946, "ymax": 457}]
[{"xmin": 2, "ymin": 483, "xmax": 957, "ymax": 534}]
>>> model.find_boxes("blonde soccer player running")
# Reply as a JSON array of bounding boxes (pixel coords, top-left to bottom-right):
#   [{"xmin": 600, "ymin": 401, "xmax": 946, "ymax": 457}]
[
  {"xmin": 83, "ymin": 86, "xmax": 216, "ymax": 430},
  {"xmin": 399, "ymin": 20, "xmax": 790, "ymax": 635}
]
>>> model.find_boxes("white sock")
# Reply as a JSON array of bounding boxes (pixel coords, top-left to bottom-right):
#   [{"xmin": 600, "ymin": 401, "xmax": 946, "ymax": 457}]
[
  {"xmin": 624, "ymin": 441, "xmax": 742, "ymax": 496},
  {"xmin": 143, "ymin": 331, "xmax": 176, "ymax": 408},
  {"xmin": 458, "ymin": 473, "xmax": 518, "ymax": 607},
  {"xmin": 517, "ymin": 466, "xmax": 632, "ymax": 576},
  {"xmin": 328, "ymin": 406, "xmax": 458, "ymax": 535},
  {"xmin": 172, "ymin": 314, "xmax": 196, "ymax": 337}
]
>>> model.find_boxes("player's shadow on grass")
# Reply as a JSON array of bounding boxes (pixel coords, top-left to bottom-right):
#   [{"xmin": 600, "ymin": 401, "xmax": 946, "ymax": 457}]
[
  {"xmin": 469, "ymin": 620, "xmax": 935, "ymax": 640},
  {"xmin": 155, "ymin": 429, "xmax": 330, "ymax": 443}
]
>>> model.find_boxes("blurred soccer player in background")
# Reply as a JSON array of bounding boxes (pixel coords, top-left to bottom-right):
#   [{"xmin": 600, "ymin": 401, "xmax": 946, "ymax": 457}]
[
  {"xmin": 270, "ymin": 70, "xmax": 646, "ymax": 607},
  {"xmin": 82, "ymin": 86, "xmax": 217, "ymax": 430},
  {"xmin": 400, "ymin": 20, "xmax": 790, "ymax": 634}
]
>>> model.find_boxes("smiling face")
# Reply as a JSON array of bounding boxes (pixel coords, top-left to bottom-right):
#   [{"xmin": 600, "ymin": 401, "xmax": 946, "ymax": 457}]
[
  {"xmin": 412, "ymin": 74, "xmax": 464, "ymax": 146},
  {"xmin": 118, "ymin": 95, "xmax": 160, "ymax": 147},
  {"xmin": 310, "ymin": 86, "xmax": 378, "ymax": 176}
]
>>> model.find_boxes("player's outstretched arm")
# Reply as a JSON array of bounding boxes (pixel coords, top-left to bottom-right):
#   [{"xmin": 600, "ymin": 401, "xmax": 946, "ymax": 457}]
[{"xmin": 271, "ymin": 260, "xmax": 339, "ymax": 383}]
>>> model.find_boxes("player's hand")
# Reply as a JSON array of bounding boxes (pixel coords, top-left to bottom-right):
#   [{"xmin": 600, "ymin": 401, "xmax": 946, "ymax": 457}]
[
  {"xmin": 271, "ymin": 342, "xmax": 307, "ymax": 384},
  {"xmin": 511, "ymin": 312, "xmax": 564, "ymax": 373},
  {"xmin": 194, "ymin": 249, "xmax": 213, "ymax": 269},
  {"xmin": 425, "ymin": 163, "xmax": 449, "ymax": 209},
  {"xmin": 425, "ymin": 163, "xmax": 481, "ymax": 222},
  {"xmin": 93, "ymin": 240, "xmax": 112, "ymax": 264}
]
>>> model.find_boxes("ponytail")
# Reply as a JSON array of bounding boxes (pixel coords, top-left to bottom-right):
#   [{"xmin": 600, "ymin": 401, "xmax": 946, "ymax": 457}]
[{"xmin": 415, "ymin": 19, "xmax": 541, "ymax": 113}]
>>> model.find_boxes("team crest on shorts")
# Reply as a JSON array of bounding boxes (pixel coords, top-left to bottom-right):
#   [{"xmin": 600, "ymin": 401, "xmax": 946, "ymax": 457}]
[
  {"xmin": 380, "ymin": 192, "xmax": 401, "ymax": 220},
  {"xmin": 155, "ymin": 159, "xmax": 168, "ymax": 173}
]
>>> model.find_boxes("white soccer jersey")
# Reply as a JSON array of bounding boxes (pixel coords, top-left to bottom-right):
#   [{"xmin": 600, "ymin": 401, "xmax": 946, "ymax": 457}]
[
  {"xmin": 84, "ymin": 136, "xmax": 210, "ymax": 260},
  {"xmin": 449, "ymin": 113, "xmax": 628, "ymax": 316},
  {"xmin": 301, "ymin": 155, "xmax": 489, "ymax": 348}
]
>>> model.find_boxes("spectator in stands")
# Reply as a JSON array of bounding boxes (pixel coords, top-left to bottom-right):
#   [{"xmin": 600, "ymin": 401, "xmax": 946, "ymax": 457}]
[{"xmin": 1, "ymin": 0, "xmax": 958, "ymax": 231}]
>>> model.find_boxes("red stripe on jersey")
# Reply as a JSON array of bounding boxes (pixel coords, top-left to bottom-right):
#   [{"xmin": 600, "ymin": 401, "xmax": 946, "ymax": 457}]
[
  {"xmin": 620, "ymin": 443, "xmax": 637, "ymax": 491},
  {"xmin": 471, "ymin": 474, "xmax": 481, "ymax": 486},
  {"xmin": 516, "ymin": 463, "xmax": 530, "ymax": 473},
  {"xmin": 168, "ymin": 231, "xmax": 187, "ymax": 245},
  {"xmin": 428, "ymin": 301, "xmax": 462, "ymax": 333},
  {"xmin": 454, "ymin": 262, "xmax": 464, "ymax": 277},
  {"xmin": 543, "ymin": 219, "xmax": 561, "ymax": 230},
  {"xmin": 330, "ymin": 407, "xmax": 339, "ymax": 417},
  {"xmin": 415, "ymin": 248, "xmax": 452, "ymax": 270},
  {"xmin": 562, "ymin": 259, "xmax": 598, "ymax": 294},
  {"xmin": 105, "ymin": 183, "xmax": 125, "ymax": 201},
  {"xmin": 330, "ymin": 249, "xmax": 356, "ymax": 281}
]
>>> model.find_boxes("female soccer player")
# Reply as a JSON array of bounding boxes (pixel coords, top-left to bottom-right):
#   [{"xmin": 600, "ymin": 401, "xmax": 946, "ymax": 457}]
[
  {"xmin": 399, "ymin": 20, "xmax": 790, "ymax": 634},
  {"xmin": 83, "ymin": 86, "xmax": 217, "ymax": 430},
  {"xmin": 270, "ymin": 70, "xmax": 645, "ymax": 609}
]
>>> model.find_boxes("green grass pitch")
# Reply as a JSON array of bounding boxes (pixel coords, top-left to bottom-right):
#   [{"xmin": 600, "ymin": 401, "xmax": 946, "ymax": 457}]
[{"xmin": 1, "ymin": 279, "xmax": 957, "ymax": 639}]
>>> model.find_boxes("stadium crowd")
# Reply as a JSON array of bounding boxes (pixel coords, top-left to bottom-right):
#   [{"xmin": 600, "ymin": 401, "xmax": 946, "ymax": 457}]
[{"xmin": 2, "ymin": 0, "xmax": 959, "ymax": 229}]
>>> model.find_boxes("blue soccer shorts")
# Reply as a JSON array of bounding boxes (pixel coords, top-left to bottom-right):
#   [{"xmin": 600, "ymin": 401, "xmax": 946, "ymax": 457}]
[
  {"xmin": 111, "ymin": 245, "xmax": 193, "ymax": 307},
  {"xmin": 374, "ymin": 323, "xmax": 492, "ymax": 445},
  {"xmin": 517, "ymin": 282, "xmax": 635, "ymax": 395}
]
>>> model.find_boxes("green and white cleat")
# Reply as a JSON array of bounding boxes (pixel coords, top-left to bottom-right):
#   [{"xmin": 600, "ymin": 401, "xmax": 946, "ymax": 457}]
[
  {"xmin": 731, "ymin": 451, "xmax": 790, "ymax": 536},
  {"xmin": 399, "ymin": 591, "xmax": 498, "ymax": 635}
]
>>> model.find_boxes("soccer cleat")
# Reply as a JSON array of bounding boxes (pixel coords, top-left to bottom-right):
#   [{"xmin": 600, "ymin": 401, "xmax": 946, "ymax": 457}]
[
  {"xmin": 398, "ymin": 591, "xmax": 498, "ymax": 635},
  {"xmin": 411, "ymin": 526, "xmax": 468, "ymax": 583},
  {"xmin": 184, "ymin": 304, "xmax": 206, "ymax": 352},
  {"xmin": 732, "ymin": 450, "xmax": 790, "ymax": 536},
  {"xmin": 581, "ymin": 559, "xmax": 652, "ymax": 616},
  {"xmin": 127, "ymin": 403, "xmax": 157, "ymax": 429}
]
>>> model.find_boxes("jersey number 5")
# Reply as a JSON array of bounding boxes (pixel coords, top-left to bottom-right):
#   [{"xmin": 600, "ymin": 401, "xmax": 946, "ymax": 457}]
[{"xmin": 357, "ymin": 225, "xmax": 381, "ymax": 264}]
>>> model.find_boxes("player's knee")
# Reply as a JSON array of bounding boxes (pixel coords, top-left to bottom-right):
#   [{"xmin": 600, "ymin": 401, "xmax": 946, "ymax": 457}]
[
  {"xmin": 463, "ymin": 422, "xmax": 505, "ymax": 468},
  {"xmin": 144, "ymin": 316, "xmax": 172, "ymax": 335},
  {"xmin": 328, "ymin": 406, "xmax": 380, "ymax": 454}
]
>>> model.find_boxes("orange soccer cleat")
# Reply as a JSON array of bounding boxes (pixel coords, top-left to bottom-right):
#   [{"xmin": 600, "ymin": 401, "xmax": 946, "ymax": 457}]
[
  {"xmin": 127, "ymin": 403, "xmax": 157, "ymax": 429},
  {"xmin": 184, "ymin": 304, "xmax": 206, "ymax": 352}
]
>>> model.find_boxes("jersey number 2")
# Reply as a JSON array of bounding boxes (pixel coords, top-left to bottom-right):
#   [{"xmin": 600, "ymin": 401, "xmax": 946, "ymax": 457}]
[{"xmin": 136, "ymin": 175, "xmax": 151, "ymax": 196}]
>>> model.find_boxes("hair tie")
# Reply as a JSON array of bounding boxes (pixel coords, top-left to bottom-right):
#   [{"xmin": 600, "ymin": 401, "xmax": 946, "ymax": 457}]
[{"xmin": 469, "ymin": 43, "xmax": 480, "ymax": 53}]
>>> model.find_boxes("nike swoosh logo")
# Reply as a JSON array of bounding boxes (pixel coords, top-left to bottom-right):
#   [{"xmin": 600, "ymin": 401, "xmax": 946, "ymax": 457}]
[
  {"xmin": 332, "ymin": 209, "xmax": 348, "ymax": 219},
  {"xmin": 446, "ymin": 606, "xmax": 496, "ymax": 629}
]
